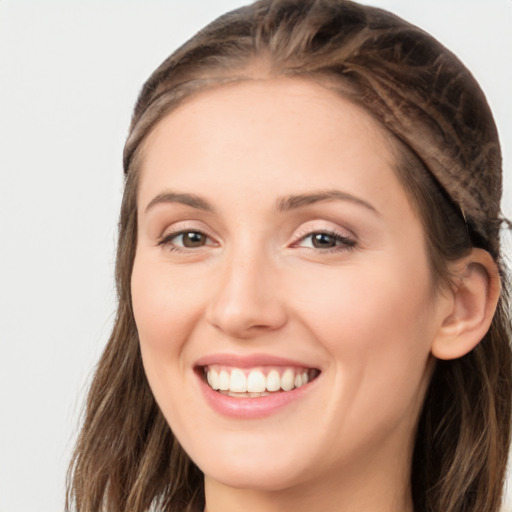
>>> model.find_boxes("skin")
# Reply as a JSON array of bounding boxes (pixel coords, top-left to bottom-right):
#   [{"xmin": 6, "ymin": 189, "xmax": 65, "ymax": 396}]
[{"xmin": 131, "ymin": 78, "xmax": 462, "ymax": 512}]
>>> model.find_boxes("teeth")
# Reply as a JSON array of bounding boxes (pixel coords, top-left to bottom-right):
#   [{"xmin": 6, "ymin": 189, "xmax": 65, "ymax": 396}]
[
  {"xmin": 207, "ymin": 368, "xmax": 219, "ymax": 390},
  {"xmin": 281, "ymin": 369, "xmax": 294, "ymax": 391},
  {"xmin": 218, "ymin": 370, "xmax": 230, "ymax": 391},
  {"xmin": 230, "ymin": 369, "xmax": 247, "ymax": 392},
  {"xmin": 266, "ymin": 370, "xmax": 281, "ymax": 392},
  {"xmin": 205, "ymin": 366, "xmax": 317, "ymax": 395},
  {"xmin": 247, "ymin": 370, "xmax": 266, "ymax": 392},
  {"xmin": 221, "ymin": 390, "xmax": 271, "ymax": 398}
]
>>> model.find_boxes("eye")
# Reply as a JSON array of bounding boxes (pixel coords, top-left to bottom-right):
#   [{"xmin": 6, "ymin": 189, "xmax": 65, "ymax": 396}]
[
  {"xmin": 158, "ymin": 230, "xmax": 214, "ymax": 250},
  {"xmin": 296, "ymin": 231, "xmax": 356, "ymax": 251}
]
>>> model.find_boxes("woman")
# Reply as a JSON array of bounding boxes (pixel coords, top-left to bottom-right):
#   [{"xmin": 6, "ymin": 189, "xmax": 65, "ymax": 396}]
[{"xmin": 67, "ymin": 1, "xmax": 512, "ymax": 511}]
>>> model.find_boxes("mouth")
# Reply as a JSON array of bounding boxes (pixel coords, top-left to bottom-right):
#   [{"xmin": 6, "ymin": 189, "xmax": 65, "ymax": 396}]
[{"xmin": 199, "ymin": 365, "xmax": 321, "ymax": 398}]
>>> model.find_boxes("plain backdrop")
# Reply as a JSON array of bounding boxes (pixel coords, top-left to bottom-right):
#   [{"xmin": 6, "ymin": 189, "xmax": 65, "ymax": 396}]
[{"xmin": 1, "ymin": 1, "xmax": 511, "ymax": 511}]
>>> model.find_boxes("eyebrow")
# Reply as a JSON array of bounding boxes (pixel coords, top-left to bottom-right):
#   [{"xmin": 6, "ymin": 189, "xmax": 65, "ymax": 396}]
[
  {"xmin": 276, "ymin": 190, "xmax": 379, "ymax": 215},
  {"xmin": 145, "ymin": 192, "xmax": 215, "ymax": 213},
  {"xmin": 144, "ymin": 189, "xmax": 379, "ymax": 216}
]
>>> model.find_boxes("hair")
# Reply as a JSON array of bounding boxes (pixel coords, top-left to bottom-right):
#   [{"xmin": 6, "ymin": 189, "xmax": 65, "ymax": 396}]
[{"xmin": 67, "ymin": 1, "xmax": 512, "ymax": 511}]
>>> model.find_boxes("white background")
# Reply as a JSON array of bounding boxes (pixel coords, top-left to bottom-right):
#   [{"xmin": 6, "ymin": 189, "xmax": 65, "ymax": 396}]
[{"xmin": 1, "ymin": 1, "xmax": 511, "ymax": 511}]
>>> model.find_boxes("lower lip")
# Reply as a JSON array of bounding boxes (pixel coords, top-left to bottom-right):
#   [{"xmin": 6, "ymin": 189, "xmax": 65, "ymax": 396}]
[{"xmin": 197, "ymin": 373, "xmax": 316, "ymax": 419}]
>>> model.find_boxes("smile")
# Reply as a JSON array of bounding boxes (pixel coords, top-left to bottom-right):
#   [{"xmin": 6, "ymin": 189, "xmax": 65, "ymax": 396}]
[
  {"xmin": 203, "ymin": 365, "xmax": 320, "ymax": 397},
  {"xmin": 194, "ymin": 355, "xmax": 322, "ymax": 418}
]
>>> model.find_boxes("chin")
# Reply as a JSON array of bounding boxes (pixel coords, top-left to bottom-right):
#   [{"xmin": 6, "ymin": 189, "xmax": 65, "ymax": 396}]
[
  {"xmin": 202, "ymin": 458, "xmax": 308, "ymax": 492},
  {"xmin": 180, "ymin": 431, "xmax": 314, "ymax": 492}
]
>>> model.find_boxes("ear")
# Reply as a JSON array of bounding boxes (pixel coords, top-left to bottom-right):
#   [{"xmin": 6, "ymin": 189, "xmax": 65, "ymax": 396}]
[{"xmin": 431, "ymin": 248, "xmax": 501, "ymax": 360}]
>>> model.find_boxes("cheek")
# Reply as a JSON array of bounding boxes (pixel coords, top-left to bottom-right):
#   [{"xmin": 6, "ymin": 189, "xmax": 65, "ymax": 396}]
[
  {"xmin": 298, "ymin": 260, "xmax": 430, "ymax": 333},
  {"xmin": 131, "ymin": 253, "xmax": 201, "ymax": 362},
  {"xmin": 131, "ymin": 254, "xmax": 205, "ymax": 429},
  {"xmin": 291, "ymin": 253, "xmax": 436, "ymax": 389}
]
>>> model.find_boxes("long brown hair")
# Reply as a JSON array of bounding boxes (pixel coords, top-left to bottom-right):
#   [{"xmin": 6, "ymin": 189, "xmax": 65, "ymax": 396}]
[{"xmin": 67, "ymin": 1, "xmax": 512, "ymax": 511}]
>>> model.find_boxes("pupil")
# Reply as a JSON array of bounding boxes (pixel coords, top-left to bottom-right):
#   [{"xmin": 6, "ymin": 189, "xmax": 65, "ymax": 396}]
[
  {"xmin": 183, "ymin": 232, "xmax": 205, "ymax": 247},
  {"xmin": 312, "ymin": 233, "xmax": 335, "ymax": 248}
]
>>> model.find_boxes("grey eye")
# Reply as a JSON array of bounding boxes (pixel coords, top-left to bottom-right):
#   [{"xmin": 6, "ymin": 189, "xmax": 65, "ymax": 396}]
[{"xmin": 296, "ymin": 231, "xmax": 356, "ymax": 251}]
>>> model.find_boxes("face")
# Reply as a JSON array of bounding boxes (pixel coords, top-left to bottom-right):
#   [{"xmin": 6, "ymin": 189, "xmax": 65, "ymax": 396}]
[{"xmin": 131, "ymin": 79, "xmax": 447, "ymax": 496}]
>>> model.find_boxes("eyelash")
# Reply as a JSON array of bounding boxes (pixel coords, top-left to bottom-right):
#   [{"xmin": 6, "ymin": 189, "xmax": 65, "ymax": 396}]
[
  {"xmin": 157, "ymin": 229, "xmax": 214, "ymax": 252},
  {"xmin": 157, "ymin": 228, "xmax": 356, "ymax": 254},
  {"xmin": 293, "ymin": 230, "xmax": 357, "ymax": 253}
]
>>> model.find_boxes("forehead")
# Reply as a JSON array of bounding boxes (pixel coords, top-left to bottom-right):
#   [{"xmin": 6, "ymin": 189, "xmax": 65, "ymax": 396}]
[
  {"xmin": 137, "ymin": 78, "xmax": 399, "ymax": 199},
  {"xmin": 145, "ymin": 77, "xmax": 391, "ymax": 147}
]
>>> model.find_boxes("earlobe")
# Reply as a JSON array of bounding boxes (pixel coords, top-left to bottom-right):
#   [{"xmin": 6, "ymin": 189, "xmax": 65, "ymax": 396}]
[{"xmin": 431, "ymin": 249, "xmax": 501, "ymax": 360}]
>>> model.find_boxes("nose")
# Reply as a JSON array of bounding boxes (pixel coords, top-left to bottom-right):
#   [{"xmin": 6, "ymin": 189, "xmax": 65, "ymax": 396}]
[{"xmin": 206, "ymin": 248, "xmax": 288, "ymax": 339}]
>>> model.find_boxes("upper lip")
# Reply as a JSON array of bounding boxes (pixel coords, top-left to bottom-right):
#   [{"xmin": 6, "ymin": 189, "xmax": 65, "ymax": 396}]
[{"xmin": 194, "ymin": 353, "xmax": 319, "ymax": 370}]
